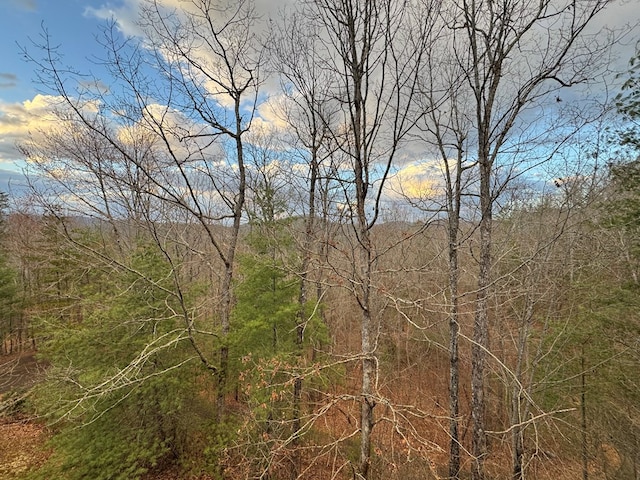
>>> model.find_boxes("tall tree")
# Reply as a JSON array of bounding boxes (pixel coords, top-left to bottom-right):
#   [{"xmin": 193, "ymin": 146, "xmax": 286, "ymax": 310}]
[
  {"xmin": 297, "ymin": 0, "xmax": 438, "ymax": 477},
  {"xmin": 0, "ymin": 192, "xmax": 21, "ymax": 355},
  {"xmin": 20, "ymin": 0, "xmax": 265, "ymax": 470},
  {"xmin": 430, "ymin": 1, "xmax": 621, "ymax": 477},
  {"xmin": 416, "ymin": 41, "xmax": 475, "ymax": 477},
  {"xmin": 270, "ymin": 12, "xmax": 340, "ymax": 477}
]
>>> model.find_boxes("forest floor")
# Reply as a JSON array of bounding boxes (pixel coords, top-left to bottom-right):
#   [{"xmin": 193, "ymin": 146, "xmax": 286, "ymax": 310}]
[
  {"xmin": 0, "ymin": 352, "xmax": 213, "ymax": 479},
  {"xmin": 0, "ymin": 352, "xmax": 49, "ymax": 479},
  {"xmin": 0, "ymin": 417, "xmax": 49, "ymax": 479},
  {"xmin": 0, "ymin": 352, "xmax": 619, "ymax": 480},
  {"xmin": 0, "ymin": 352, "xmax": 44, "ymax": 397}
]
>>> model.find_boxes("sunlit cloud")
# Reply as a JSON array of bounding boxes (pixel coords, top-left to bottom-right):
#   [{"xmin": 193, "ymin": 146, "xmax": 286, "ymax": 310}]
[
  {"xmin": 116, "ymin": 102, "xmax": 230, "ymax": 168},
  {"xmin": 0, "ymin": 93, "xmax": 106, "ymax": 168},
  {"xmin": 247, "ymin": 116, "xmax": 278, "ymax": 141},
  {"xmin": 255, "ymin": 97, "xmax": 290, "ymax": 132},
  {"xmin": 0, "ymin": 94, "xmax": 63, "ymax": 166},
  {"xmin": 385, "ymin": 160, "xmax": 444, "ymax": 201}
]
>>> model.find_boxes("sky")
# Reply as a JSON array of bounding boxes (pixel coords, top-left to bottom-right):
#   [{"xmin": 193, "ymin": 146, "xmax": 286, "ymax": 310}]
[
  {"xmin": 0, "ymin": 0, "xmax": 116, "ymax": 193},
  {"xmin": 0, "ymin": 0, "xmax": 292, "ymax": 196},
  {"xmin": 0, "ymin": 0, "xmax": 638, "ymax": 199}
]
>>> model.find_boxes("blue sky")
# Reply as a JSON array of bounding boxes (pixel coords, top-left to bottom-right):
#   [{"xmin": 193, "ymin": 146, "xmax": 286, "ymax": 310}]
[
  {"xmin": 0, "ymin": 0, "xmax": 115, "ymax": 194},
  {"xmin": 0, "ymin": 0, "xmax": 638, "ymax": 199},
  {"xmin": 1, "ymin": 0, "xmax": 109, "ymax": 104},
  {"xmin": 0, "ymin": 0, "xmax": 284, "ymax": 180}
]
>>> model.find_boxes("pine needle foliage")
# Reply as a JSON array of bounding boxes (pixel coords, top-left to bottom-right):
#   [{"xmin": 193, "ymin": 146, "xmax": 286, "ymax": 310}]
[{"xmin": 28, "ymin": 242, "xmax": 216, "ymax": 480}]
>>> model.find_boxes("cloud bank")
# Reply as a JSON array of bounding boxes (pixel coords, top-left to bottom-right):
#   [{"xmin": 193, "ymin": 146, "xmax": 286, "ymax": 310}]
[{"xmin": 0, "ymin": 94, "xmax": 63, "ymax": 166}]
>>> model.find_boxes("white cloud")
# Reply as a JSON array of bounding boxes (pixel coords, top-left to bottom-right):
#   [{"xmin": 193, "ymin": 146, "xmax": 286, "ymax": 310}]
[
  {"xmin": 385, "ymin": 160, "xmax": 444, "ymax": 201},
  {"xmin": 0, "ymin": 94, "xmax": 63, "ymax": 166},
  {"xmin": 84, "ymin": 0, "xmax": 143, "ymax": 38}
]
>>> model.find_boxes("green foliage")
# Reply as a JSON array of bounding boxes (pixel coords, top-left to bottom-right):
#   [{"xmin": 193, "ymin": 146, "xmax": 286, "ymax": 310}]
[
  {"xmin": 231, "ymin": 220, "xmax": 329, "ymax": 364},
  {"xmin": 615, "ymin": 46, "xmax": 640, "ymax": 148},
  {"xmin": 231, "ymin": 217, "xmax": 327, "ymax": 363},
  {"xmin": 31, "ymin": 376, "xmax": 181, "ymax": 480},
  {"xmin": 225, "ymin": 216, "xmax": 330, "ymax": 476},
  {"xmin": 29, "ymin": 241, "xmax": 217, "ymax": 480},
  {"xmin": 607, "ymin": 160, "xmax": 640, "ymax": 250},
  {"xmin": 231, "ymin": 253, "xmax": 298, "ymax": 358},
  {"xmin": 0, "ymin": 266, "xmax": 21, "ymax": 356},
  {"xmin": 604, "ymin": 53, "xmax": 640, "ymax": 264},
  {"xmin": 0, "ymin": 191, "xmax": 8, "ymax": 232},
  {"xmin": 0, "ymin": 191, "xmax": 22, "ymax": 353},
  {"xmin": 0, "ymin": 256, "xmax": 18, "ymax": 325},
  {"xmin": 608, "ymin": 49, "xmax": 640, "ymax": 255},
  {"xmin": 576, "ymin": 283, "xmax": 640, "ymax": 476},
  {"xmin": 601, "ymin": 158, "xmax": 640, "ymax": 286},
  {"xmin": 536, "ymin": 278, "xmax": 640, "ymax": 476}
]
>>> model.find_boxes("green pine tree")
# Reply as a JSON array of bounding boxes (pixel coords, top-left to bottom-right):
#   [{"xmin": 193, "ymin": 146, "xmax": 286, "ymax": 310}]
[{"xmin": 29, "ymin": 241, "xmax": 217, "ymax": 480}]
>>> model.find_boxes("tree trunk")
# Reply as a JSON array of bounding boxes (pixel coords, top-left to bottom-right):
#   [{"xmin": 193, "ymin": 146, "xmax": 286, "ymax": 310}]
[
  {"xmin": 581, "ymin": 347, "xmax": 588, "ymax": 480},
  {"xmin": 472, "ymin": 160, "xmax": 492, "ymax": 480},
  {"xmin": 291, "ymin": 149, "xmax": 318, "ymax": 479},
  {"xmin": 448, "ymin": 216, "xmax": 461, "ymax": 480},
  {"xmin": 511, "ymin": 388, "xmax": 524, "ymax": 480},
  {"xmin": 357, "ymin": 196, "xmax": 375, "ymax": 479},
  {"xmin": 358, "ymin": 256, "xmax": 375, "ymax": 480},
  {"xmin": 217, "ymin": 263, "xmax": 233, "ymax": 420}
]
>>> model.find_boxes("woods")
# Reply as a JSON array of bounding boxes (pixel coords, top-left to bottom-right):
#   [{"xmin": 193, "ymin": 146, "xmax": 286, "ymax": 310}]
[{"xmin": 1, "ymin": 0, "xmax": 639, "ymax": 479}]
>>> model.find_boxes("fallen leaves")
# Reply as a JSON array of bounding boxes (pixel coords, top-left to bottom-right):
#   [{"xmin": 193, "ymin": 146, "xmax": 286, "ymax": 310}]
[{"xmin": 0, "ymin": 420, "xmax": 50, "ymax": 479}]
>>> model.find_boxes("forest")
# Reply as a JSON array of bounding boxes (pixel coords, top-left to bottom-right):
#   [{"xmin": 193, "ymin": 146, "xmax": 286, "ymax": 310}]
[{"xmin": 0, "ymin": 0, "xmax": 639, "ymax": 479}]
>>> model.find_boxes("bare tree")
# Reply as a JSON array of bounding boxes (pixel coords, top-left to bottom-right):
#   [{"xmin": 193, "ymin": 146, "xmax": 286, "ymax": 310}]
[
  {"xmin": 20, "ymin": 0, "xmax": 264, "ymax": 449},
  {"xmin": 291, "ymin": 0, "xmax": 439, "ymax": 477},
  {"xmin": 414, "ymin": 34, "xmax": 479, "ymax": 475},
  {"xmin": 270, "ymin": 12, "xmax": 340, "ymax": 478},
  {"xmin": 422, "ymin": 1, "xmax": 625, "ymax": 477}
]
